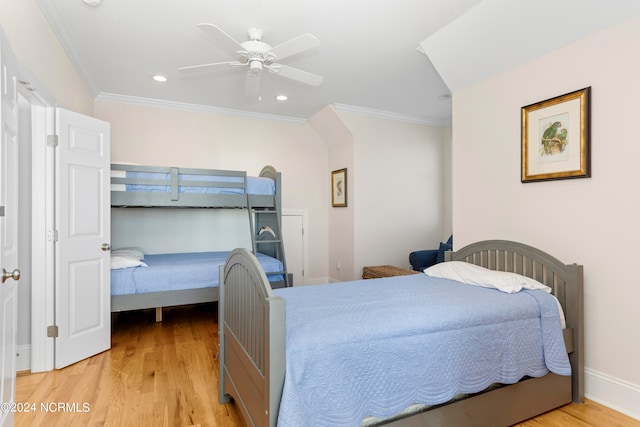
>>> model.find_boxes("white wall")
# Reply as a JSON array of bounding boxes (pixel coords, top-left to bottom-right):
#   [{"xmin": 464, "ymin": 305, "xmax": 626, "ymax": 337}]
[
  {"xmin": 111, "ymin": 209, "xmax": 253, "ymax": 254},
  {"xmin": 337, "ymin": 111, "xmax": 448, "ymax": 278},
  {"xmin": 327, "ymin": 139, "xmax": 355, "ymax": 282},
  {"xmin": 95, "ymin": 100, "xmax": 330, "ymax": 280},
  {"xmin": 452, "ymin": 15, "xmax": 640, "ymax": 419},
  {"xmin": 310, "ymin": 106, "xmax": 355, "ymax": 283}
]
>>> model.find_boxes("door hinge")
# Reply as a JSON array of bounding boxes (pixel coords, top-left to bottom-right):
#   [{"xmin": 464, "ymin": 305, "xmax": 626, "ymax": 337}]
[
  {"xmin": 47, "ymin": 230, "xmax": 59, "ymax": 242},
  {"xmin": 47, "ymin": 135, "xmax": 58, "ymax": 147},
  {"xmin": 47, "ymin": 325, "xmax": 58, "ymax": 338},
  {"xmin": 0, "ymin": 206, "xmax": 4, "ymax": 217}
]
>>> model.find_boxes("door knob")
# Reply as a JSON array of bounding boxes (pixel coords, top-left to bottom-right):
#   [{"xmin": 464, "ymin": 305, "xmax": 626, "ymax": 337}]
[
  {"xmin": 101, "ymin": 243, "xmax": 111, "ymax": 251},
  {"xmin": 2, "ymin": 268, "xmax": 20, "ymax": 284}
]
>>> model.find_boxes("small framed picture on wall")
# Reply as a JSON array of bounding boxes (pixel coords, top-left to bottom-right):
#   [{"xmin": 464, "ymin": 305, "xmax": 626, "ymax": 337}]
[{"xmin": 331, "ymin": 168, "xmax": 347, "ymax": 207}]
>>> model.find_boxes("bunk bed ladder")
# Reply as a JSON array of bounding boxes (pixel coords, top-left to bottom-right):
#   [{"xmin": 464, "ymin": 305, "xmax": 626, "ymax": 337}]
[{"xmin": 247, "ymin": 196, "xmax": 290, "ymax": 287}]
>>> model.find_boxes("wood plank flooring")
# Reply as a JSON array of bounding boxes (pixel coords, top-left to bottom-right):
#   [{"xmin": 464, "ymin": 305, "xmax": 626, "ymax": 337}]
[
  {"xmin": 16, "ymin": 303, "xmax": 242, "ymax": 427},
  {"xmin": 16, "ymin": 303, "xmax": 640, "ymax": 427}
]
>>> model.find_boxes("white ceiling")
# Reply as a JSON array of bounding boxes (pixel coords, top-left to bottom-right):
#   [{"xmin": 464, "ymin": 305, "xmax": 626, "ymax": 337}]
[{"xmin": 36, "ymin": 0, "xmax": 640, "ymax": 124}]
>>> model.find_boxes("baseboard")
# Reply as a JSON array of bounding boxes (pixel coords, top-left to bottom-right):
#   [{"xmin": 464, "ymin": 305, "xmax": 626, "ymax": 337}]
[
  {"xmin": 16, "ymin": 344, "xmax": 31, "ymax": 372},
  {"xmin": 585, "ymin": 367, "xmax": 640, "ymax": 421},
  {"xmin": 305, "ymin": 277, "xmax": 331, "ymax": 285}
]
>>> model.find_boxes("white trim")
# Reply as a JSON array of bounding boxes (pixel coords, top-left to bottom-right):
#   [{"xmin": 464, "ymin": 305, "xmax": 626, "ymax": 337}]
[
  {"xmin": 94, "ymin": 94, "xmax": 454, "ymax": 127},
  {"xmin": 30, "ymin": 105, "xmax": 56, "ymax": 373},
  {"xmin": 96, "ymin": 92, "xmax": 308, "ymax": 125},
  {"xmin": 16, "ymin": 345, "xmax": 31, "ymax": 373},
  {"xmin": 585, "ymin": 367, "xmax": 640, "ymax": 421},
  {"xmin": 333, "ymin": 103, "xmax": 451, "ymax": 127},
  {"xmin": 308, "ymin": 277, "xmax": 332, "ymax": 285},
  {"xmin": 17, "ymin": 65, "xmax": 57, "ymax": 107}
]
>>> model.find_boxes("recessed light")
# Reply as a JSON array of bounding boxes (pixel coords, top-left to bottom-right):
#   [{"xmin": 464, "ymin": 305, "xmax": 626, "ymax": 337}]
[
  {"xmin": 275, "ymin": 95, "xmax": 288, "ymax": 101},
  {"xmin": 152, "ymin": 75, "xmax": 168, "ymax": 83}
]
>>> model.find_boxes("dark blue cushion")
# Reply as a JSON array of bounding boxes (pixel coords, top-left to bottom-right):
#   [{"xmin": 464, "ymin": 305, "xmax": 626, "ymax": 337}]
[
  {"xmin": 436, "ymin": 241, "xmax": 452, "ymax": 263},
  {"xmin": 409, "ymin": 249, "xmax": 438, "ymax": 271},
  {"xmin": 409, "ymin": 235, "xmax": 453, "ymax": 271}
]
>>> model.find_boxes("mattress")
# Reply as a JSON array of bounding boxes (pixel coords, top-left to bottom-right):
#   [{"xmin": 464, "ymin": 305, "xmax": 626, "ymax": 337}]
[
  {"xmin": 272, "ymin": 274, "xmax": 570, "ymax": 427},
  {"xmin": 111, "ymin": 251, "xmax": 283, "ymax": 296},
  {"xmin": 110, "ymin": 170, "xmax": 275, "ymax": 195}
]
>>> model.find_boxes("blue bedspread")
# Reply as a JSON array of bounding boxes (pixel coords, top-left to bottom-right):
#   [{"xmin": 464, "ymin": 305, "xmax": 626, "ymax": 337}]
[
  {"xmin": 272, "ymin": 274, "xmax": 570, "ymax": 427},
  {"xmin": 124, "ymin": 172, "xmax": 275, "ymax": 195},
  {"xmin": 111, "ymin": 251, "xmax": 283, "ymax": 295}
]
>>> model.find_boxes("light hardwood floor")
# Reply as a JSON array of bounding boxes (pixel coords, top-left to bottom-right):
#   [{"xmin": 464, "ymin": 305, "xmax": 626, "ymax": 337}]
[{"xmin": 16, "ymin": 303, "xmax": 640, "ymax": 427}]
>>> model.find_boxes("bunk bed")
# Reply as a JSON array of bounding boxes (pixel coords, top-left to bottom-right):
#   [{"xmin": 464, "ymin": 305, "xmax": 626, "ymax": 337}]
[
  {"xmin": 219, "ymin": 240, "xmax": 584, "ymax": 427},
  {"xmin": 110, "ymin": 163, "xmax": 279, "ymax": 208},
  {"xmin": 110, "ymin": 163, "xmax": 289, "ymax": 320}
]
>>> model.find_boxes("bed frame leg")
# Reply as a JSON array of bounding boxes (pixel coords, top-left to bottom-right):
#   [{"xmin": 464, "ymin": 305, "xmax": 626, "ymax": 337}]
[{"xmin": 156, "ymin": 307, "xmax": 162, "ymax": 322}]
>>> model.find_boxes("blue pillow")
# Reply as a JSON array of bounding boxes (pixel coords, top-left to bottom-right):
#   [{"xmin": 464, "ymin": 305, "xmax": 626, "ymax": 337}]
[{"xmin": 436, "ymin": 241, "xmax": 452, "ymax": 263}]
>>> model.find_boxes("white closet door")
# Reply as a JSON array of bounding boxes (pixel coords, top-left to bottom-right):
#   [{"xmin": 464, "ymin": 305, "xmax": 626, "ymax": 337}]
[
  {"xmin": 282, "ymin": 213, "xmax": 305, "ymax": 285},
  {"xmin": 55, "ymin": 108, "xmax": 111, "ymax": 369}
]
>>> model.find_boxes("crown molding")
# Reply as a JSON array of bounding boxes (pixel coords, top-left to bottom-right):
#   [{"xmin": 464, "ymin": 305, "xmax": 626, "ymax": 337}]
[
  {"xmin": 333, "ymin": 103, "xmax": 451, "ymax": 127},
  {"xmin": 95, "ymin": 93, "xmax": 308, "ymax": 124},
  {"xmin": 36, "ymin": 0, "xmax": 100, "ymax": 98},
  {"xmin": 93, "ymin": 94, "xmax": 453, "ymax": 127}
]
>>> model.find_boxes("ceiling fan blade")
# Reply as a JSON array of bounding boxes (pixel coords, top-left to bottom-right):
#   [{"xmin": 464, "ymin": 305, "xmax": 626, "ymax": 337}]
[
  {"xmin": 266, "ymin": 64, "xmax": 324, "ymax": 86},
  {"xmin": 267, "ymin": 33, "xmax": 319, "ymax": 61},
  {"xmin": 178, "ymin": 61, "xmax": 242, "ymax": 72},
  {"xmin": 244, "ymin": 73, "xmax": 262, "ymax": 100},
  {"xmin": 197, "ymin": 23, "xmax": 246, "ymax": 56}
]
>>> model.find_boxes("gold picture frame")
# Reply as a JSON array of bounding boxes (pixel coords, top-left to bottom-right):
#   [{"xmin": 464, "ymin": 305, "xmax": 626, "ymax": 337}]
[
  {"xmin": 521, "ymin": 87, "xmax": 591, "ymax": 182},
  {"xmin": 331, "ymin": 168, "xmax": 347, "ymax": 207}
]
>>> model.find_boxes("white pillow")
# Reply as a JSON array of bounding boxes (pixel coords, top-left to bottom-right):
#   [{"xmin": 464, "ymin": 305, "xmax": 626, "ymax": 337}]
[
  {"xmin": 424, "ymin": 261, "xmax": 551, "ymax": 294},
  {"xmin": 111, "ymin": 255, "xmax": 148, "ymax": 270},
  {"xmin": 111, "ymin": 247, "xmax": 145, "ymax": 261}
]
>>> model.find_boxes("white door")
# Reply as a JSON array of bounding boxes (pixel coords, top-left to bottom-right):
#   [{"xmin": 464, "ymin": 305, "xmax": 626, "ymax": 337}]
[
  {"xmin": 0, "ymin": 30, "xmax": 19, "ymax": 427},
  {"xmin": 55, "ymin": 108, "xmax": 111, "ymax": 369},
  {"xmin": 282, "ymin": 213, "xmax": 305, "ymax": 285}
]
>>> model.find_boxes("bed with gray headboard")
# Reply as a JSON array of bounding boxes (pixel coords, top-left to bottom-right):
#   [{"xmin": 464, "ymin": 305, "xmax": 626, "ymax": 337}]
[{"xmin": 218, "ymin": 239, "xmax": 583, "ymax": 427}]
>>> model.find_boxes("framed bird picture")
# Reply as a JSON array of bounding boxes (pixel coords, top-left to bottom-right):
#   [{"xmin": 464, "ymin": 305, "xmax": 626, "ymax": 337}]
[
  {"xmin": 331, "ymin": 168, "xmax": 347, "ymax": 207},
  {"xmin": 521, "ymin": 87, "xmax": 591, "ymax": 182}
]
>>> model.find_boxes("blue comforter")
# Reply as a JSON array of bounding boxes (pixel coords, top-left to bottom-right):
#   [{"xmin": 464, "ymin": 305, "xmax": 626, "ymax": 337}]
[
  {"xmin": 272, "ymin": 274, "xmax": 570, "ymax": 427},
  {"xmin": 111, "ymin": 251, "xmax": 284, "ymax": 295}
]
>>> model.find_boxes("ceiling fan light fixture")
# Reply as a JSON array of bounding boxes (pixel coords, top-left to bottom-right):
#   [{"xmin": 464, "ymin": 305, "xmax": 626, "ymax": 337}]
[{"xmin": 248, "ymin": 60, "xmax": 263, "ymax": 76}]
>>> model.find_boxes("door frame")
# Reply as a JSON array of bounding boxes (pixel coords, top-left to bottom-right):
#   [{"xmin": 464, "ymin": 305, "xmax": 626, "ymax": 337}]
[
  {"xmin": 29, "ymin": 104, "xmax": 56, "ymax": 372},
  {"xmin": 17, "ymin": 66, "xmax": 57, "ymax": 373}
]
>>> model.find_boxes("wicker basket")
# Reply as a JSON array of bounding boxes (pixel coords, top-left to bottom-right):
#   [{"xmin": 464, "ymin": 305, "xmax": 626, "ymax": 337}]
[{"xmin": 362, "ymin": 265, "xmax": 420, "ymax": 279}]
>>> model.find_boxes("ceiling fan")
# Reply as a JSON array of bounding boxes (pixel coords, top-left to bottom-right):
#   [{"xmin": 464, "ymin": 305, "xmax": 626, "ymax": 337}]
[{"xmin": 179, "ymin": 23, "xmax": 323, "ymax": 99}]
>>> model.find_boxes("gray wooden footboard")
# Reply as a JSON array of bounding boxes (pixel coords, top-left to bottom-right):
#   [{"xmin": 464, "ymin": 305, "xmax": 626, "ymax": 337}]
[
  {"xmin": 219, "ymin": 241, "xmax": 584, "ymax": 427},
  {"xmin": 219, "ymin": 248, "xmax": 285, "ymax": 427}
]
